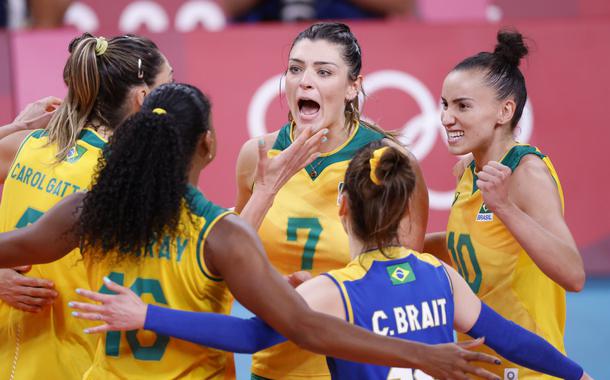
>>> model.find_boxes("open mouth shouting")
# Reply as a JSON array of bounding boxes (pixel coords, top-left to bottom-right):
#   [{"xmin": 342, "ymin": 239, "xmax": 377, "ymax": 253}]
[{"xmin": 297, "ymin": 97, "xmax": 321, "ymax": 122}]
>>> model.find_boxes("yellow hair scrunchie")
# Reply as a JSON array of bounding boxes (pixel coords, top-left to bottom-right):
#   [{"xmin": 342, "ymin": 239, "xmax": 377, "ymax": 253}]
[
  {"xmin": 95, "ymin": 37, "xmax": 108, "ymax": 56},
  {"xmin": 369, "ymin": 146, "xmax": 390, "ymax": 185},
  {"xmin": 152, "ymin": 108, "xmax": 167, "ymax": 115}
]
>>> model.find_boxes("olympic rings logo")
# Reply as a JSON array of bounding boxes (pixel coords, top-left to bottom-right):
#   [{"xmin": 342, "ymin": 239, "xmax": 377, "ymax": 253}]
[
  {"xmin": 247, "ymin": 70, "xmax": 533, "ymax": 210},
  {"xmin": 64, "ymin": 0, "xmax": 226, "ymax": 33}
]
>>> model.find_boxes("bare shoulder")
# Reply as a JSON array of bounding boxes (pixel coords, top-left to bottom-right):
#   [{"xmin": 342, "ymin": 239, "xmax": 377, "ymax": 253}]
[
  {"xmin": 296, "ymin": 274, "xmax": 345, "ymax": 319},
  {"xmin": 510, "ymin": 154, "xmax": 561, "ymax": 211},
  {"xmin": 237, "ymin": 131, "xmax": 280, "ymax": 177},
  {"xmin": 204, "ymin": 212, "xmax": 266, "ymax": 275},
  {"xmin": 239, "ymin": 132, "xmax": 280, "ymax": 159},
  {"xmin": 206, "ymin": 213, "xmax": 261, "ymax": 254},
  {"xmin": 511, "ymin": 154, "xmax": 556, "ymax": 188},
  {"xmin": 0, "ymin": 129, "xmax": 32, "ymax": 158},
  {"xmin": 296, "ymin": 274, "xmax": 338, "ymax": 295},
  {"xmin": 211, "ymin": 213, "xmax": 255, "ymax": 236},
  {"xmin": 453, "ymin": 154, "xmax": 474, "ymax": 179}
]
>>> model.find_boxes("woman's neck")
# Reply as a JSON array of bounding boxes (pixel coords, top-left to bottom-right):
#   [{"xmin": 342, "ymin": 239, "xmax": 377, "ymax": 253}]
[
  {"xmin": 348, "ymin": 235, "xmax": 402, "ymax": 260},
  {"xmin": 87, "ymin": 119, "xmax": 113, "ymax": 140},
  {"xmin": 188, "ymin": 162, "xmax": 203, "ymax": 187},
  {"xmin": 472, "ymin": 132, "xmax": 516, "ymax": 172},
  {"xmin": 293, "ymin": 121, "xmax": 352, "ymax": 154}
]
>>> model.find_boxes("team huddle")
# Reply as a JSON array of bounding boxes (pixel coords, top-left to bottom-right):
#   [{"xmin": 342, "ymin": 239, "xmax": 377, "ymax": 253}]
[{"xmin": 0, "ymin": 22, "xmax": 592, "ymax": 380}]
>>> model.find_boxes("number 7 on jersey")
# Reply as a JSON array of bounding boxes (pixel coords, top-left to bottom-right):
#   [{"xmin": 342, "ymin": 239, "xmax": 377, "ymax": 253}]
[{"xmin": 287, "ymin": 217, "xmax": 323, "ymax": 270}]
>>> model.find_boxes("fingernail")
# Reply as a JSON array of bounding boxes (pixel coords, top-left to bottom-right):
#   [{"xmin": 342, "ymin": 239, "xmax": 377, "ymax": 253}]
[
  {"xmin": 322, "ymin": 129, "xmax": 329, "ymax": 135},
  {"xmin": 258, "ymin": 139, "xmax": 265, "ymax": 147},
  {"xmin": 495, "ymin": 359, "xmax": 501, "ymax": 365},
  {"xmin": 321, "ymin": 136, "xmax": 328, "ymax": 143},
  {"xmin": 83, "ymin": 329, "xmax": 90, "ymax": 334},
  {"xmin": 71, "ymin": 311, "xmax": 79, "ymax": 317},
  {"xmin": 103, "ymin": 276, "xmax": 111, "ymax": 284},
  {"xmin": 75, "ymin": 288, "xmax": 82, "ymax": 294},
  {"xmin": 68, "ymin": 302, "xmax": 74, "ymax": 308}
]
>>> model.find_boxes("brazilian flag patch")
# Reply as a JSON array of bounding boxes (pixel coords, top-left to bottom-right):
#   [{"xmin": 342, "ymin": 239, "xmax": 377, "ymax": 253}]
[
  {"xmin": 65, "ymin": 144, "xmax": 88, "ymax": 163},
  {"xmin": 386, "ymin": 262, "xmax": 415, "ymax": 285}
]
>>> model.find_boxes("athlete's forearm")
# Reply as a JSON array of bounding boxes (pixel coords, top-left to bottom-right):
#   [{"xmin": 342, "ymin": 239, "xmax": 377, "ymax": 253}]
[
  {"xmin": 238, "ymin": 189, "xmax": 275, "ymax": 230},
  {"xmin": 0, "ymin": 123, "xmax": 25, "ymax": 141},
  {"xmin": 146, "ymin": 291, "xmax": 427, "ymax": 367},
  {"xmin": 145, "ymin": 305, "xmax": 286, "ymax": 353},
  {"xmin": 468, "ymin": 303, "xmax": 584, "ymax": 379},
  {"xmin": 493, "ymin": 202, "xmax": 584, "ymax": 291},
  {"xmin": 284, "ymin": 306, "xmax": 428, "ymax": 368}
]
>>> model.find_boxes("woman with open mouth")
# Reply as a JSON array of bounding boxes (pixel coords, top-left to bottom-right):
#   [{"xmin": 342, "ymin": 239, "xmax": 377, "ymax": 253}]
[{"xmin": 233, "ymin": 21, "xmax": 429, "ymax": 380}]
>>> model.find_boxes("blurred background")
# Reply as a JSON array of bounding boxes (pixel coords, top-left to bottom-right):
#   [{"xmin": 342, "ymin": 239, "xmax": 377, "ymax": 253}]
[{"xmin": 1, "ymin": 0, "xmax": 608, "ymax": 378}]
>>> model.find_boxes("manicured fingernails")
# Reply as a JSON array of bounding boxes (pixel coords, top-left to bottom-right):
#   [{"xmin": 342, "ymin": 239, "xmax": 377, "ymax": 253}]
[
  {"xmin": 103, "ymin": 276, "xmax": 111, "ymax": 284},
  {"xmin": 321, "ymin": 136, "xmax": 328, "ymax": 143},
  {"xmin": 71, "ymin": 311, "xmax": 79, "ymax": 317},
  {"xmin": 495, "ymin": 359, "xmax": 501, "ymax": 364},
  {"xmin": 68, "ymin": 302, "xmax": 75, "ymax": 308},
  {"xmin": 322, "ymin": 129, "xmax": 329, "ymax": 135},
  {"xmin": 83, "ymin": 329, "xmax": 91, "ymax": 334},
  {"xmin": 258, "ymin": 139, "xmax": 265, "ymax": 147},
  {"xmin": 75, "ymin": 288, "xmax": 83, "ymax": 295}
]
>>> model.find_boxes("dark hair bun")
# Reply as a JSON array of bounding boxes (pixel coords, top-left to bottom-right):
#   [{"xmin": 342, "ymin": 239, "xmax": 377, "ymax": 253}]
[{"xmin": 494, "ymin": 29, "xmax": 529, "ymax": 67}]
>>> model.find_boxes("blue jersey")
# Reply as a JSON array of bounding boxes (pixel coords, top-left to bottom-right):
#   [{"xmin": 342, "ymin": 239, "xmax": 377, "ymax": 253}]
[{"xmin": 324, "ymin": 247, "xmax": 454, "ymax": 379}]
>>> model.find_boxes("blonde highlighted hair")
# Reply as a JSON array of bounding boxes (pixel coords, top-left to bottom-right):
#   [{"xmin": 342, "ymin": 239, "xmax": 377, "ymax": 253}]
[{"xmin": 46, "ymin": 33, "xmax": 164, "ymax": 162}]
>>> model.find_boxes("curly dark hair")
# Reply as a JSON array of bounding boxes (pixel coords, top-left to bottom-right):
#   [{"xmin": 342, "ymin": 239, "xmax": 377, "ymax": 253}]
[{"xmin": 77, "ymin": 83, "xmax": 212, "ymax": 261}]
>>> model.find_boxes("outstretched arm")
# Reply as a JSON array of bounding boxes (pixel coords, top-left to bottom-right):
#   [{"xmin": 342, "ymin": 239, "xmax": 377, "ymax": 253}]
[
  {"xmin": 70, "ymin": 214, "xmax": 502, "ymax": 380},
  {"xmin": 205, "ymin": 215, "xmax": 501, "ymax": 379},
  {"xmin": 0, "ymin": 193, "xmax": 82, "ymax": 267},
  {"xmin": 447, "ymin": 263, "xmax": 589, "ymax": 380}
]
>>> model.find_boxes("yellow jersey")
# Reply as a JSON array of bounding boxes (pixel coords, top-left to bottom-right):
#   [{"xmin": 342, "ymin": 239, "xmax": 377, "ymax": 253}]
[
  {"xmin": 0, "ymin": 128, "xmax": 106, "ymax": 379},
  {"xmin": 446, "ymin": 144, "xmax": 566, "ymax": 379},
  {"xmin": 83, "ymin": 186, "xmax": 234, "ymax": 379},
  {"xmin": 252, "ymin": 122, "xmax": 384, "ymax": 379}
]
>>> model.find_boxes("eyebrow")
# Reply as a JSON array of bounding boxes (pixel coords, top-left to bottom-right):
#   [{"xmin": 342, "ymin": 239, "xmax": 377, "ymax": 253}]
[
  {"xmin": 453, "ymin": 97, "xmax": 474, "ymax": 103},
  {"xmin": 442, "ymin": 96, "xmax": 474, "ymax": 103},
  {"xmin": 289, "ymin": 58, "xmax": 339, "ymax": 67}
]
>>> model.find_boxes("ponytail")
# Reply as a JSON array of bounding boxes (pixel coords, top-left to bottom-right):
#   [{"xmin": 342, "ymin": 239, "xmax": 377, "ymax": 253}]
[
  {"xmin": 343, "ymin": 141, "xmax": 416, "ymax": 254},
  {"xmin": 47, "ymin": 34, "xmax": 100, "ymax": 161},
  {"xmin": 47, "ymin": 33, "xmax": 164, "ymax": 162},
  {"xmin": 79, "ymin": 111, "xmax": 188, "ymax": 261}
]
